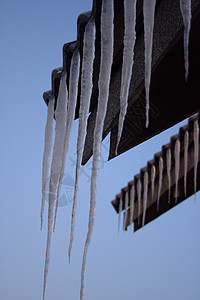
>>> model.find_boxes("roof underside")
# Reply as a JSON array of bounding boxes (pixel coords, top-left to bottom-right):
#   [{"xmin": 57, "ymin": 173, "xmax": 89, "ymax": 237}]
[
  {"xmin": 43, "ymin": 0, "xmax": 200, "ymax": 165},
  {"xmin": 111, "ymin": 113, "xmax": 200, "ymax": 232}
]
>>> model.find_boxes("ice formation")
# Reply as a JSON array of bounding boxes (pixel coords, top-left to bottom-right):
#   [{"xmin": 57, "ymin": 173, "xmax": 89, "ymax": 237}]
[
  {"xmin": 118, "ymin": 196, "xmax": 123, "ymax": 233},
  {"xmin": 174, "ymin": 139, "xmax": 180, "ymax": 203},
  {"xmin": 142, "ymin": 171, "xmax": 148, "ymax": 227},
  {"xmin": 151, "ymin": 164, "xmax": 156, "ymax": 202},
  {"xmin": 137, "ymin": 178, "xmax": 142, "ymax": 225},
  {"xmin": 166, "ymin": 148, "xmax": 171, "ymax": 203},
  {"xmin": 193, "ymin": 119, "xmax": 199, "ymax": 200},
  {"xmin": 41, "ymin": 1, "xmax": 196, "ymax": 299},
  {"xmin": 157, "ymin": 157, "xmax": 163, "ymax": 211},
  {"xmin": 41, "ymin": 96, "xmax": 55, "ymax": 230},
  {"xmin": 54, "ymin": 50, "xmax": 80, "ymax": 232},
  {"xmin": 115, "ymin": 0, "xmax": 137, "ymax": 154},
  {"xmin": 179, "ymin": 0, "xmax": 191, "ymax": 81},
  {"xmin": 184, "ymin": 130, "xmax": 189, "ymax": 196},
  {"xmin": 80, "ymin": 1, "xmax": 114, "ymax": 299},
  {"xmin": 129, "ymin": 184, "xmax": 135, "ymax": 232},
  {"xmin": 43, "ymin": 71, "xmax": 68, "ymax": 300},
  {"xmin": 123, "ymin": 190, "xmax": 129, "ymax": 230},
  {"xmin": 143, "ymin": 0, "xmax": 156, "ymax": 128},
  {"xmin": 68, "ymin": 19, "xmax": 96, "ymax": 263}
]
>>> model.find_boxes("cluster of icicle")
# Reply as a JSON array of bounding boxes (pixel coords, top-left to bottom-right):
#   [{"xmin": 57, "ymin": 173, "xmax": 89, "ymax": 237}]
[
  {"xmin": 118, "ymin": 116, "xmax": 199, "ymax": 232},
  {"xmin": 41, "ymin": 0, "xmax": 192, "ymax": 299},
  {"xmin": 115, "ymin": 0, "xmax": 191, "ymax": 153}
]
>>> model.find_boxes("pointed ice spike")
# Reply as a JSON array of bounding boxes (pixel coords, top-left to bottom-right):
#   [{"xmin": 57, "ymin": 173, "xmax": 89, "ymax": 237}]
[
  {"xmin": 166, "ymin": 148, "xmax": 171, "ymax": 203},
  {"xmin": 80, "ymin": 2, "xmax": 114, "ymax": 299},
  {"xmin": 123, "ymin": 190, "xmax": 129, "ymax": 230},
  {"xmin": 118, "ymin": 196, "xmax": 123, "ymax": 233},
  {"xmin": 143, "ymin": 0, "xmax": 156, "ymax": 128},
  {"xmin": 194, "ymin": 119, "xmax": 199, "ymax": 201},
  {"xmin": 151, "ymin": 164, "xmax": 156, "ymax": 202},
  {"xmin": 174, "ymin": 139, "xmax": 180, "ymax": 203},
  {"xmin": 157, "ymin": 157, "xmax": 163, "ymax": 211},
  {"xmin": 179, "ymin": 0, "xmax": 191, "ymax": 81},
  {"xmin": 137, "ymin": 178, "xmax": 142, "ymax": 225},
  {"xmin": 43, "ymin": 71, "xmax": 68, "ymax": 300},
  {"xmin": 129, "ymin": 184, "xmax": 135, "ymax": 232},
  {"xmin": 68, "ymin": 19, "xmax": 96, "ymax": 263},
  {"xmin": 54, "ymin": 50, "xmax": 80, "ymax": 232},
  {"xmin": 115, "ymin": 0, "xmax": 137, "ymax": 155},
  {"xmin": 184, "ymin": 130, "xmax": 189, "ymax": 197},
  {"xmin": 142, "ymin": 171, "xmax": 148, "ymax": 227},
  {"xmin": 41, "ymin": 96, "xmax": 55, "ymax": 230}
]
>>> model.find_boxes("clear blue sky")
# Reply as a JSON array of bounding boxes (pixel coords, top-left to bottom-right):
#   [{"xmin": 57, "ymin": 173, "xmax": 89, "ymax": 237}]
[{"xmin": 0, "ymin": 1, "xmax": 200, "ymax": 300}]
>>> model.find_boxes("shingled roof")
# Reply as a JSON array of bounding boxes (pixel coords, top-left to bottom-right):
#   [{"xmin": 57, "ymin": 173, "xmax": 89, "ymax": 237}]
[{"xmin": 43, "ymin": 0, "xmax": 200, "ymax": 165}]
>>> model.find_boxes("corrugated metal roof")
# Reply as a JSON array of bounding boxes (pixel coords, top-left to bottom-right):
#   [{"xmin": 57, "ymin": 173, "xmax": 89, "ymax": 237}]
[{"xmin": 111, "ymin": 113, "xmax": 200, "ymax": 232}]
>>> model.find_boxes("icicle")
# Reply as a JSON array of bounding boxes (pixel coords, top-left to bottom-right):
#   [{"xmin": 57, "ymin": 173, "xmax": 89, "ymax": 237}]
[
  {"xmin": 41, "ymin": 96, "xmax": 55, "ymax": 230},
  {"xmin": 184, "ymin": 130, "xmax": 189, "ymax": 196},
  {"xmin": 194, "ymin": 119, "xmax": 199, "ymax": 200},
  {"xmin": 179, "ymin": 0, "xmax": 191, "ymax": 81},
  {"xmin": 123, "ymin": 190, "xmax": 129, "ymax": 230},
  {"xmin": 166, "ymin": 148, "xmax": 171, "ymax": 203},
  {"xmin": 129, "ymin": 183, "xmax": 135, "ymax": 232},
  {"xmin": 157, "ymin": 157, "xmax": 163, "ymax": 211},
  {"xmin": 115, "ymin": 0, "xmax": 137, "ymax": 155},
  {"xmin": 174, "ymin": 139, "xmax": 180, "ymax": 203},
  {"xmin": 80, "ymin": 2, "xmax": 114, "ymax": 299},
  {"xmin": 68, "ymin": 19, "xmax": 96, "ymax": 263},
  {"xmin": 142, "ymin": 171, "xmax": 148, "ymax": 227},
  {"xmin": 137, "ymin": 178, "xmax": 142, "ymax": 225},
  {"xmin": 151, "ymin": 164, "xmax": 156, "ymax": 202},
  {"xmin": 43, "ymin": 71, "xmax": 68, "ymax": 300},
  {"xmin": 118, "ymin": 196, "xmax": 123, "ymax": 233},
  {"xmin": 54, "ymin": 50, "xmax": 80, "ymax": 232},
  {"xmin": 143, "ymin": 0, "xmax": 156, "ymax": 128}
]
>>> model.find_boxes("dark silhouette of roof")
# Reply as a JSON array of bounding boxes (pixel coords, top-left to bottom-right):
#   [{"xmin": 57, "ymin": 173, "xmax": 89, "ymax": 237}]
[{"xmin": 111, "ymin": 113, "xmax": 200, "ymax": 232}]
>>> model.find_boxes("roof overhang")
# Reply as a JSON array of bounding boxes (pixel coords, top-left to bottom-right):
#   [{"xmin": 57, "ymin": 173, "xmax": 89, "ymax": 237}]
[
  {"xmin": 111, "ymin": 114, "xmax": 200, "ymax": 232},
  {"xmin": 43, "ymin": 0, "xmax": 200, "ymax": 165}
]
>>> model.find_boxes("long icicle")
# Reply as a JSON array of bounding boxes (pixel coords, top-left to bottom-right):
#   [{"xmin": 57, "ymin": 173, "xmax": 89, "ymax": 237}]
[
  {"xmin": 179, "ymin": 0, "xmax": 191, "ymax": 81},
  {"xmin": 166, "ymin": 148, "xmax": 171, "ymax": 203},
  {"xmin": 80, "ymin": 2, "xmax": 114, "ymax": 299},
  {"xmin": 54, "ymin": 50, "xmax": 80, "ymax": 232},
  {"xmin": 194, "ymin": 118, "xmax": 199, "ymax": 201},
  {"xmin": 157, "ymin": 157, "xmax": 163, "ymax": 211},
  {"xmin": 41, "ymin": 96, "xmax": 55, "ymax": 230},
  {"xmin": 129, "ymin": 183, "xmax": 135, "ymax": 232},
  {"xmin": 137, "ymin": 178, "xmax": 142, "ymax": 225},
  {"xmin": 68, "ymin": 19, "xmax": 96, "ymax": 263},
  {"xmin": 184, "ymin": 130, "xmax": 189, "ymax": 197},
  {"xmin": 174, "ymin": 139, "xmax": 180, "ymax": 203},
  {"xmin": 123, "ymin": 190, "xmax": 129, "ymax": 230},
  {"xmin": 142, "ymin": 171, "xmax": 148, "ymax": 227},
  {"xmin": 143, "ymin": 0, "xmax": 156, "ymax": 128},
  {"xmin": 151, "ymin": 164, "xmax": 156, "ymax": 202},
  {"xmin": 115, "ymin": 0, "xmax": 137, "ymax": 155},
  {"xmin": 43, "ymin": 71, "xmax": 68, "ymax": 300}
]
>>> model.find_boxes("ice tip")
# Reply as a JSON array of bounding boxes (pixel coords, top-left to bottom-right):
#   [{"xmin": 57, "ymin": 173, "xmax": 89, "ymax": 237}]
[
  {"xmin": 68, "ymin": 250, "xmax": 71, "ymax": 264},
  {"xmin": 185, "ymin": 71, "xmax": 189, "ymax": 82},
  {"xmin": 42, "ymin": 285, "xmax": 46, "ymax": 300},
  {"xmin": 145, "ymin": 111, "xmax": 149, "ymax": 128},
  {"xmin": 40, "ymin": 216, "xmax": 43, "ymax": 231}
]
